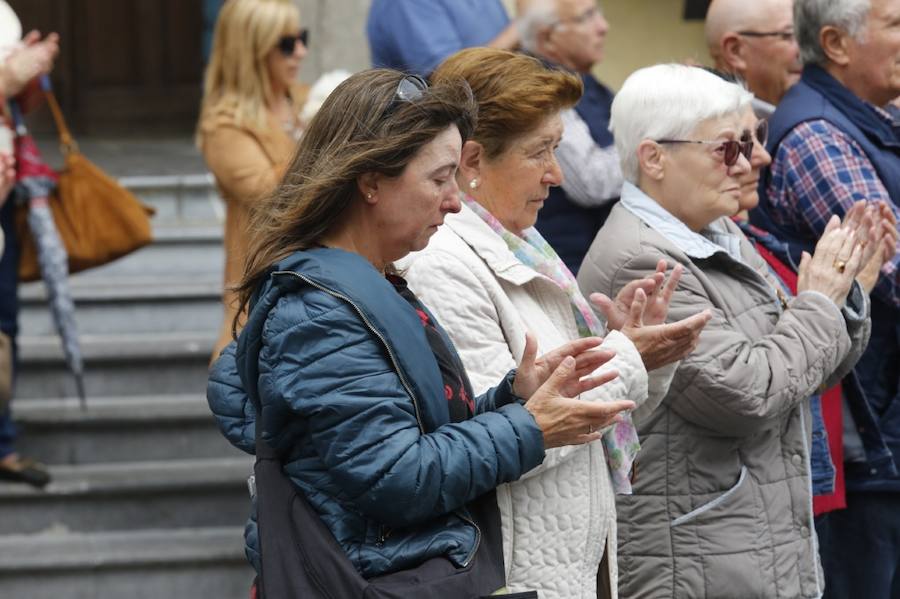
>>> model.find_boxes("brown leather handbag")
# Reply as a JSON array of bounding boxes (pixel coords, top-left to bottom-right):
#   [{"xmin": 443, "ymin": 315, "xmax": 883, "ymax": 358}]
[{"xmin": 16, "ymin": 89, "xmax": 156, "ymax": 282}]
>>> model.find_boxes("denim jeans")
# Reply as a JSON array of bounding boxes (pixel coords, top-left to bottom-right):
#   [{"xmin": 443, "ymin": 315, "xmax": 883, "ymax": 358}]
[
  {"xmin": 816, "ymin": 491, "xmax": 900, "ymax": 598},
  {"xmin": 810, "ymin": 394, "xmax": 836, "ymax": 495}
]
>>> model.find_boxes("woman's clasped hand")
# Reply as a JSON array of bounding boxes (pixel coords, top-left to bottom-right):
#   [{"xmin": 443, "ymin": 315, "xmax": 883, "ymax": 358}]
[
  {"xmin": 589, "ymin": 258, "xmax": 711, "ymax": 371},
  {"xmin": 512, "ymin": 333, "xmax": 633, "ymax": 448},
  {"xmin": 797, "ymin": 200, "xmax": 891, "ymax": 307}
]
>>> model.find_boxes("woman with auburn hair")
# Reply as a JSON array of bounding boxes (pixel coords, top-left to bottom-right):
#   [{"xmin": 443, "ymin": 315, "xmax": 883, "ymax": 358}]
[
  {"xmin": 197, "ymin": 0, "xmax": 309, "ymax": 360},
  {"xmin": 207, "ymin": 68, "xmax": 638, "ymax": 597},
  {"xmin": 399, "ymin": 48, "xmax": 710, "ymax": 599}
]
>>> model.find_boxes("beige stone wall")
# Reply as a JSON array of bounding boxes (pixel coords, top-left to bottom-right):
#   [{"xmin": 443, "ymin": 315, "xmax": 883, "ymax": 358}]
[
  {"xmin": 503, "ymin": 0, "xmax": 710, "ymax": 91},
  {"xmin": 293, "ymin": 0, "xmax": 711, "ymax": 92},
  {"xmin": 596, "ymin": 0, "xmax": 710, "ymax": 90},
  {"xmin": 295, "ymin": 0, "xmax": 372, "ymax": 82}
]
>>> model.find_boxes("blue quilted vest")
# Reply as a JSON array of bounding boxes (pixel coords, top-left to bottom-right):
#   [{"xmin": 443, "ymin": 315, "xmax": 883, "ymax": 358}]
[
  {"xmin": 535, "ymin": 72, "xmax": 616, "ymax": 275},
  {"xmin": 753, "ymin": 65, "xmax": 900, "ymax": 492}
]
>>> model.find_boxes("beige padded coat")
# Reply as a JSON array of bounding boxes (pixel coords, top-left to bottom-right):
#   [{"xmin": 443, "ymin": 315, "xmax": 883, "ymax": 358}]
[{"xmin": 577, "ymin": 197, "xmax": 870, "ymax": 599}]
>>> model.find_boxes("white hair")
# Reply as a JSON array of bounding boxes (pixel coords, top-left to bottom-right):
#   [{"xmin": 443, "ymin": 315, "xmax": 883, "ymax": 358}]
[
  {"xmin": 611, "ymin": 64, "xmax": 753, "ymax": 183},
  {"xmin": 795, "ymin": 0, "xmax": 871, "ymax": 66},
  {"xmin": 518, "ymin": 0, "xmax": 559, "ymax": 54}
]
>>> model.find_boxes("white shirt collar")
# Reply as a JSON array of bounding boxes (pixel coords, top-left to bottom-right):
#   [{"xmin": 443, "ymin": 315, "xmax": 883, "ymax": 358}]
[{"xmin": 619, "ymin": 181, "xmax": 744, "ymax": 262}]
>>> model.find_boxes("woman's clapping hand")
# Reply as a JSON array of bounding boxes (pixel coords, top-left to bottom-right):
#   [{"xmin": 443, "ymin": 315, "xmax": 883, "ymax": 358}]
[
  {"xmin": 849, "ymin": 201, "xmax": 898, "ymax": 294},
  {"xmin": 513, "ymin": 333, "xmax": 633, "ymax": 449},
  {"xmin": 0, "ymin": 31, "xmax": 59, "ymax": 97},
  {"xmin": 589, "ymin": 259, "xmax": 711, "ymax": 371},
  {"xmin": 590, "ymin": 260, "xmax": 671, "ymax": 330},
  {"xmin": 797, "ymin": 207, "xmax": 874, "ymax": 306},
  {"xmin": 512, "ymin": 333, "xmax": 617, "ymax": 399}
]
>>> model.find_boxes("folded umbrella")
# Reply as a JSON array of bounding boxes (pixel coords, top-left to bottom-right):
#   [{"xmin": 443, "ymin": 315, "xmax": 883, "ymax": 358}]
[{"xmin": 10, "ymin": 96, "xmax": 86, "ymax": 408}]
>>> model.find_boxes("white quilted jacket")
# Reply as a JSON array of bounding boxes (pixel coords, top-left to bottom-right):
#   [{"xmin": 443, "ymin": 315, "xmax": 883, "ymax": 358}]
[{"xmin": 398, "ymin": 204, "xmax": 654, "ymax": 599}]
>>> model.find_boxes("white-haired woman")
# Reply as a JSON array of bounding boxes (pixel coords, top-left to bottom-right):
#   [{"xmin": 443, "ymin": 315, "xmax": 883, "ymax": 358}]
[
  {"xmin": 577, "ymin": 64, "xmax": 883, "ymax": 598},
  {"xmin": 197, "ymin": 0, "xmax": 309, "ymax": 360}
]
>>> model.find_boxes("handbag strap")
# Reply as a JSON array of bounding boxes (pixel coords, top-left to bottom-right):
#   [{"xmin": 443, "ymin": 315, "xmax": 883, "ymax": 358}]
[{"xmin": 39, "ymin": 76, "xmax": 78, "ymax": 154}]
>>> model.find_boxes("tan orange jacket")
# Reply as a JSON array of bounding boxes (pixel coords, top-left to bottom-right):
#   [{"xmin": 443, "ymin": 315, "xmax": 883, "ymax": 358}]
[{"xmin": 198, "ymin": 83, "xmax": 309, "ymax": 358}]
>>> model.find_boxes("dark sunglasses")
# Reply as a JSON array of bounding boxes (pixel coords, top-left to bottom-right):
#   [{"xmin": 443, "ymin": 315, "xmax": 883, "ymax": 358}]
[
  {"xmin": 383, "ymin": 74, "xmax": 429, "ymax": 117},
  {"xmin": 656, "ymin": 137, "xmax": 754, "ymax": 167},
  {"xmin": 655, "ymin": 118, "xmax": 767, "ymax": 166},
  {"xmin": 277, "ymin": 28, "xmax": 309, "ymax": 56},
  {"xmin": 742, "ymin": 119, "xmax": 768, "ymax": 146}
]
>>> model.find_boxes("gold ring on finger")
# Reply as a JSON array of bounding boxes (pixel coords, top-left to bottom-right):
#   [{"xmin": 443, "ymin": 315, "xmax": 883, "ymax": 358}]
[{"xmin": 833, "ymin": 260, "xmax": 847, "ymax": 274}]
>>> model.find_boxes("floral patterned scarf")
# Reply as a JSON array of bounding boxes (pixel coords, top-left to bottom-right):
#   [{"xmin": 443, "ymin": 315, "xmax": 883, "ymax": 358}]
[{"xmin": 464, "ymin": 196, "xmax": 640, "ymax": 493}]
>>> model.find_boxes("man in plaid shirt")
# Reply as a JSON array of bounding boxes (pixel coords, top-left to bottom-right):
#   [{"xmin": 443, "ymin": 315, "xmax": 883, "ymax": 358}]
[
  {"xmin": 765, "ymin": 117, "xmax": 900, "ymax": 308},
  {"xmin": 752, "ymin": 0, "xmax": 900, "ymax": 597}
]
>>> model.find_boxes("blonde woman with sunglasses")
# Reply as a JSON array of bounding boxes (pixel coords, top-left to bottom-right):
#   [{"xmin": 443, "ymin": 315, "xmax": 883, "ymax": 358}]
[{"xmin": 197, "ymin": 0, "xmax": 310, "ymax": 361}]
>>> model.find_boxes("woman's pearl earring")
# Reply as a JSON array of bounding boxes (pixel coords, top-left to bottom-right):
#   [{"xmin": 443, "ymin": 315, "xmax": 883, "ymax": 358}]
[
  {"xmin": 366, "ymin": 192, "xmax": 373, "ymax": 200},
  {"xmin": 469, "ymin": 178, "xmax": 479, "ymax": 191}
]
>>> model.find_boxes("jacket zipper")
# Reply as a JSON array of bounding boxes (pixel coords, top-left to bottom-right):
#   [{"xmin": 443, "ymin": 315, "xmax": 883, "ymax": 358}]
[
  {"xmin": 458, "ymin": 511, "xmax": 482, "ymax": 567},
  {"xmin": 376, "ymin": 525, "xmax": 391, "ymax": 547},
  {"xmin": 274, "ymin": 270, "xmax": 482, "ymax": 562}
]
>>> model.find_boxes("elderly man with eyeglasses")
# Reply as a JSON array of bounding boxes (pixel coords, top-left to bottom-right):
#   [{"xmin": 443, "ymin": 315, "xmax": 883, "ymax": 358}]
[
  {"xmin": 705, "ymin": 0, "xmax": 803, "ymax": 117},
  {"xmin": 517, "ymin": 0, "xmax": 623, "ymax": 275},
  {"xmin": 751, "ymin": 1, "xmax": 900, "ymax": 596}
]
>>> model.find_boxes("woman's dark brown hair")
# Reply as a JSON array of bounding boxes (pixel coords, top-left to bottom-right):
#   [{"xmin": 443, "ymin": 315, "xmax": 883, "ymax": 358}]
[
  {"xmin": 431, "ymin": 47, "xmax": 583, "ymax": 159},
  {"xmin": 232, "ymin": 69, "xmax": 477, "ymax": 335}
]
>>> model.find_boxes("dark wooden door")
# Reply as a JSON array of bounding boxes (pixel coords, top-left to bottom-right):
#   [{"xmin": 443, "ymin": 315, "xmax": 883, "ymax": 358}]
[
  {"xmin": 684, "ymin": 0, "xmax": 711, "ymax": 20},
  {"xmin": 8, "ymin": 0, "xmax": 203, "ymax": 135}
]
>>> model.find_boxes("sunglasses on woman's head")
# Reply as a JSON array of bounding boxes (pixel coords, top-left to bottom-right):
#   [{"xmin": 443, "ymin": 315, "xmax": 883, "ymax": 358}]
[
  {"xmin": 278, "ymin": 28, "xmax": 309, "ymax": 56},
  {"xmin": 382, "ymin": 74, "xmax": 429, "ymax": 117}
]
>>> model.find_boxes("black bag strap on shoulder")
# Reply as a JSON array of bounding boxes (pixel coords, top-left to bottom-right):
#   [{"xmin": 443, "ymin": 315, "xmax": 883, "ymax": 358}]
[
  {"xmin": 243, "ymin": 275, "xmax": 533, "ymax": 599},
  {"xmin": 254, "ymin": 400, "xmax": 367, "ymax": 598}
]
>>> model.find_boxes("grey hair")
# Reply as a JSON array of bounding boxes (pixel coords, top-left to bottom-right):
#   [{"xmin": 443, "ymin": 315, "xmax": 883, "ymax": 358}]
[
  {"xmin": 611, "ymin": 64, "xmax": 753, "ymax": 184},
  {"xmin": 795, "ymin": 0, "xmax": 871, "ymax": 66},
  {"xmin": 518, "ymin": 0, "xmax": 559, "ymax": 54}
]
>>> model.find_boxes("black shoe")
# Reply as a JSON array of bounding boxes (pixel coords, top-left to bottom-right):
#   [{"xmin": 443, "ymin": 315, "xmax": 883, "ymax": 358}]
[{"xmin": 0, "ymin": 457, "xmax": 51, "ymax": 488}]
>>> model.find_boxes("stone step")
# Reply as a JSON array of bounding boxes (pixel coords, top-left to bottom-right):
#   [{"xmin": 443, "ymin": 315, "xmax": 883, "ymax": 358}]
[
  {"xmin": 34, "ymin": 137, "xmax": 210, "ymax": 179},
  {"xmin": 0, "ymin": 457, "xmax": 252, "ymax": 535},
  {"xmin": 14, "ymin": 394, "xmax": 239, "ymax": 465},
  {"xmin": 56, "ymin": 224, "xmax": 225, "ymax": 281},
  {"xmin": 16, "ymin": 332, "xmax": 214, "ymax": 399},
  {"xmin": 119, "ymin": 173, "xmax": 224, "ymax": 227},
  {"xmin": 19, "ymin": 278, "xmax": 223, "ymax": 336},
  {"xmin": 0, "ymin": 526, "xmax": 252, "ymax": 599}
]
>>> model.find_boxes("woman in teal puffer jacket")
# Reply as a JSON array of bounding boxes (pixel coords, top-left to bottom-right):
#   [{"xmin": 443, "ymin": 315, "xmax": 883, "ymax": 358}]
[{"xmin": 206, "ymin": 69, "xmax": 636, "ymax": 594}]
